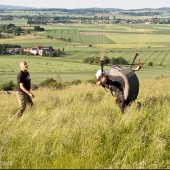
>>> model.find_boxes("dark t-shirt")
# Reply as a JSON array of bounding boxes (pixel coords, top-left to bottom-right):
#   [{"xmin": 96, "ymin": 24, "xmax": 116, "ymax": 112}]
[{"xmin": 17, "ymin": 71, "xmax": 31, "ymax": 92}]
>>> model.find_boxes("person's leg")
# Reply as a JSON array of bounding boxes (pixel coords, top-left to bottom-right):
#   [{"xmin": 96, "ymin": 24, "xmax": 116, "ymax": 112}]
[
  {"xmin": 115, "ymin": 89, "xmax": 125, "ymax": 113},
  {"xmin": 110, "ymin": 84, "xmax": 125, "ymax": 112},
  {"xmin": 16, "ymin": 91, "xmax": 26, "ymax": 117},
  {"xmin": 26, "ymin": 94, "xmax": 33, "ymax": 107}
]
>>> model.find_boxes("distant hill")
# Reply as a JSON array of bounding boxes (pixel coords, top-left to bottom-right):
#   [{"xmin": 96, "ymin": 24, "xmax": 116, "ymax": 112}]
[
  {"xmin": 0, "ymin": 5, "xmax": 34, "ymax": 10},
  {"xmin": 0, "ymin": 5, "xmax": 170, "ymax": 13}
]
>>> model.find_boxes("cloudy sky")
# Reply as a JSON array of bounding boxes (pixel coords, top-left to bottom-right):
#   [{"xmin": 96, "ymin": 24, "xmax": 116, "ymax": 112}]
[{"xmin": 0, "ymin": 0, "xmax": 170, "ymax": 9}]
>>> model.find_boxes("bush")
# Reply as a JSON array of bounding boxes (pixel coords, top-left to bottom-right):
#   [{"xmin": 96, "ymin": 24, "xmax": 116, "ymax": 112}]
[
  {"xmin": 93, "ymin": 57, "xmax": 100, "ymax": 64},
  {"xmin": 52, "ymin": 51, "xmax": 59, "ymax": 57},
  {"xmin": 39, "ymin": 78, "xmax": 56, "ymax": 86},
  {"xmin": 31, "ymin": 84, "xmax": 39, "ymax": 90},
  {"xmin": 111, "ymin": 57, "xmax": 128, "ymax": 65},
  {"xmin": 83, "ymin": 56, "xmax": 110, "ymax": 65},
  {"xmin": 148, "ymin": 62, "xmax": 153, "ymax": 66},
  {"xmin": 39, "ymin": 78, "xmax": 67, "ymax": 90},
  {"xmin": 19, "ymin": 48, "xmax": 25, "ymax": 55},
  {"xmin": 47, "ymin": 35, "xmax": 53, "ymax": 39},
  {"xmin": 83, "ymin": 57, "xmax": 94, "ymax": 64},
  {"xmin": 34, "ymin": 26, "xmax": 44, "ymax": 31},
  {"xmin": 103, "ymin": 56, "xmax": 110, "ymax": 65},
  {"xmin": 71, "ymin": 79, "xmax": 81, "ymax": 85},
  {"xmin": 0, "ymin": 81, "xmax": 16, "ymax": 91}
]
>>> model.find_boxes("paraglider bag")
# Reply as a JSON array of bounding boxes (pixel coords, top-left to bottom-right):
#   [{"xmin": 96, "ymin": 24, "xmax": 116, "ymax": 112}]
[{"xmin": 107, "ymin": 65, "xmax": 139, "ymax": 102}]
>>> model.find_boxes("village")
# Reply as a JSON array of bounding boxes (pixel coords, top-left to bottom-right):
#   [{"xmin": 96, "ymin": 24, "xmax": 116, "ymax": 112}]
[{"xmin": 0, "ymin": 44, "xmax": 65, "ymax": 57}]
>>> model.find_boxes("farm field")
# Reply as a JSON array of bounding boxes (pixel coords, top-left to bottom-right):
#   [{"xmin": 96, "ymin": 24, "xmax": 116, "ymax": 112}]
[
  {"xmin": 0, "ymin": 21, "xmax": 170, "ymax": 84},
  {"xmin": 0, "ymin": 52, "xmax": 170, "ymax": 84}
]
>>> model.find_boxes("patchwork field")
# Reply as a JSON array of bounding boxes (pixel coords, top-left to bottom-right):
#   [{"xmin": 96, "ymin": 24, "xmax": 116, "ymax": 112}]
[{"xmin": 0, "ymin": 22, "xmax": 170, "ymax": 84}]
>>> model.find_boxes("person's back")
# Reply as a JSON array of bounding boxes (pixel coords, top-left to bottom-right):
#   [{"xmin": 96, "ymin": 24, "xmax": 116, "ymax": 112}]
[{"xmin": 96, "ymin": 65, "xmax": 140, "ymax": 112}]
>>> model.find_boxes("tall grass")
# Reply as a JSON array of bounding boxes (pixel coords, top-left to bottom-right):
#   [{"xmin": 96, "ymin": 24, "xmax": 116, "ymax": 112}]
[{"xmin": 0, "ymin": 78, "xmax": 170, "ymax": 169}]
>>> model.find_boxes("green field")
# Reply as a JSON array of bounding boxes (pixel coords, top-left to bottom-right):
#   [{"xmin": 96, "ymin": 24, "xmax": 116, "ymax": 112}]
[
  {"xmin": 0, "ymin": 52, "xmax": 170, "ymax": 84},
  {"xmin": 0, "ymin": 21, "xmax": 170, "ymax": 84}
]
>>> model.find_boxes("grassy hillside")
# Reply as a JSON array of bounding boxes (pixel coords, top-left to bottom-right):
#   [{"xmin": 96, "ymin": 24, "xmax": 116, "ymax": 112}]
[{"xmin": 0, "ymin": 78, "xmax": 170, "ymax": 169}]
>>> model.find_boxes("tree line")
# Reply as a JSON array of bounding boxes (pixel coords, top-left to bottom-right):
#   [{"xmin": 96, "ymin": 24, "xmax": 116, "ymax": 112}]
[{"xmin": 83, "ymin": 56, "xmax": 129, "ymax": 65}]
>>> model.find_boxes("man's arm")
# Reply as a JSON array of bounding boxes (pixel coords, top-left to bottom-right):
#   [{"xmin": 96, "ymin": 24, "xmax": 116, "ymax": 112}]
[
  {"xmin": 130, "ymin": 65, "xmax": 142, "ymax": 72},
  {"xmin": 96, "ymin": 76, "xmax": 107, "ymax": 86},
  {"xmin": 20, "ymin": 83, "xmax": 35, "ymax": 98}
]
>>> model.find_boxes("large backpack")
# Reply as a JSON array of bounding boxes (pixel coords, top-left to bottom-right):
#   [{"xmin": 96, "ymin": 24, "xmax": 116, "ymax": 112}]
[{"xmin": 107, "ymin": 65, "xmax": 139, "ymax": 102}]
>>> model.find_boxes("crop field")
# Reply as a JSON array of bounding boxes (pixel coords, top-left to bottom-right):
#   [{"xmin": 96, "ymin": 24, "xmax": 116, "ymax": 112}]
[
  {"xmin": 0, "ymin": 51, "xmax": 170, "ymax": 84},
  {"xmin": 0, "ymin": 21, "xmax": 170, "ymax": 84}
]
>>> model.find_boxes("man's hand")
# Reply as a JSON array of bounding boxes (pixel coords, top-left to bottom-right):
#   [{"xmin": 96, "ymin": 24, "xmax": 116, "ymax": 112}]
[
  {"xmin": 96, "ymin": 81, "xmax": 101, "ymax": 86},
  {"xmin": 29, "ymin": 92, "xmax": 35, "ymax": 98},
  {"xmin": 96, "ymin": 76, "xmax": 107, "ymax": 86}
]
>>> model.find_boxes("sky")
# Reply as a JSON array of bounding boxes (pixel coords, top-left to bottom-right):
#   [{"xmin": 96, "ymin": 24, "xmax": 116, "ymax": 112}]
[{"xmin": 0, "ymin": 0, "xmax": 170, "ymax": 9}]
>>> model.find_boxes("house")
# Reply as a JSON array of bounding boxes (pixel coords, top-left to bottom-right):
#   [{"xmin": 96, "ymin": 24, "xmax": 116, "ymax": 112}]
[
  {"xmin": 30, "ymin": 46, "xmax": 44, "ymax": 55},
  {"xmin": 24, "ymin": 48, "xmax": 31, "ymax": 53},
  {"xmin": 30, "ymin": 47, "xmax": 39, "ymax": 55},
  {"xmin": 39, "ymin": 47, "xmax": 54, "ymax": 56},
  {"xmin": 7, "ymin": 48, "xmax": 20, "ymax": 54}
]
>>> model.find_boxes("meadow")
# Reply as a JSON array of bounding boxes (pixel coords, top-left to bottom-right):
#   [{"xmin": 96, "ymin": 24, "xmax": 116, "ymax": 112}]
[{"xmin": 0, "ymin": 78, "xmax": 170, "ymax": 169}]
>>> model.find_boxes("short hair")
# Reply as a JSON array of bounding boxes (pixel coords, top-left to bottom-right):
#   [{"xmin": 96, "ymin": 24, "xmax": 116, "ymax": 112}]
[{"xmin": 20, "ymin": 61, "xmax": 27, "ymax": 67}]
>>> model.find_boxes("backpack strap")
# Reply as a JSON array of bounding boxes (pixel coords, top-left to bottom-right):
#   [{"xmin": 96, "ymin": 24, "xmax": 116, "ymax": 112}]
[{"xmin": 102, "ymin": 84, "xmax": 116, "ymax": 97}]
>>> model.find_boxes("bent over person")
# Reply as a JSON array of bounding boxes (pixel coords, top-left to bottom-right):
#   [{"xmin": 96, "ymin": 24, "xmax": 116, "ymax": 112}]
[
  {"xmin": 96, "ymin": 66, "xmax": 140, "ymax": 113},
  {"xmin": 96, "ymin": 70, "xmax": 126, "ymax": 112},
  {"xmin": 16, "ymin": 61, "xmax": 35, "ymax": 117}
]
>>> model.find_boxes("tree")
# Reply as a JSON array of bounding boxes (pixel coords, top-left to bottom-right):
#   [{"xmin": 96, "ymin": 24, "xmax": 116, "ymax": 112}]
[
  {"xmin": 20, "ymin": 48, "xmax": 24, "ymax": 55},
  {"xmin": 148, "ymin": 62, "xmax": 153, "ymax": 66},
  {"xmin": 111, "ymin": 57, "xmax": 128, "ymax": 65},
  {"xmin": 62, "ymin": 48, "xmax": 65, "ymax": 55},
  {"xmin": 26, "ymin": 30, "xmax": 31, "ymax": 34},
  {"xmin": 103, "ymin": 56, "xmax": 110, "ymax": 65},
  {"xmin": 58, "ymin": 48, "xmax": 61, "ymax": 55},
  {"xmin": 14, "ymin": 28, "xmax": 21, "ymax": 36},
  {"xmin": 34, "ymin": 26, "xmax": 45, "ymax": 31}
]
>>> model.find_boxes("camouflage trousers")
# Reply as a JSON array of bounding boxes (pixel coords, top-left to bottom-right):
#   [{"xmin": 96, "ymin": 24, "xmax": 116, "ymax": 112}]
[
  {"xmin": 109, "ymin": 85, "xmax": 129, "ymax": 113},
  {"xmin": 16, "ymin": 91, "xmax": 33, "ymax": 117}
]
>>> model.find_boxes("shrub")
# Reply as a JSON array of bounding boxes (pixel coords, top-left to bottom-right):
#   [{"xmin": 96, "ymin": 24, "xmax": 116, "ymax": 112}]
[
  {"xmin": 148, "ymin": 62, "xmax": 153, "ymax": 66},
  {"xmin": 52, "ymin": 51, "xmax": 59, "ymax": 57},
  {"xmin": 111, "ymin": 57, "xmax": 128, "ymax": 65},
  {"xmin": 93, "ymin": 57, "xmax": 100, "ymax": 64},
  {"xmin": 19, "ymin": 48, "xmax": 25, "ymax": 55},
  {"xmin": 0, "ymin": 81, "xmax": 16, "ymax": 91},
  {"xmin": 83, "ymin": 56, "xmax": 110, "ymax": 65},
  {"xmin": 47, "ymin": 35, "xmax": 53, "ymax": 39},
  {"xmin": 34, "ymin": 26, "xmax": 44, "ymax": 31},
  {"xmin": 31, "ymin": 84, "xmax": 39, "ymax": 90},
  {"xmin": 103, "ymin": 56, "xmax": 110, "ymax": 65},
  {"xmin": 71, "ymin": 79, "xmax": 81, "ymax": 85},
  {"xmin": 39, "ymin": 78, "xmax": 67, "ymax": 90},
  {"xmin": 83, "ymin": 57, "xmax": 94, "ymax": 64},
  {"xmin": 39, "ymin": 78, "xmax": 56, "ymax": 87}
]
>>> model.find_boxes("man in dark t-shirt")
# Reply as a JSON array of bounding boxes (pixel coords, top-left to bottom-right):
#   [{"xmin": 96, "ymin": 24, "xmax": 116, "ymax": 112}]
[{"xmin": 16, "ymin": 61, "xmax": 35, "ymax": 117}]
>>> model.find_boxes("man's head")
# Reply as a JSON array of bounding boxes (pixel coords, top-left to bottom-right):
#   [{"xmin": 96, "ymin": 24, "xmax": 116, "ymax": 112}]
[
  {"xmin": 96, "ymin": 69, "xmax": 107, "ymax": 80},
  {"xmin": 96, "ymin": 69, "xmax": 108, "ymax": 85},
  {"xmin": 20, "ymin": 61, "xmax": 28, "ymax": 72}
]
